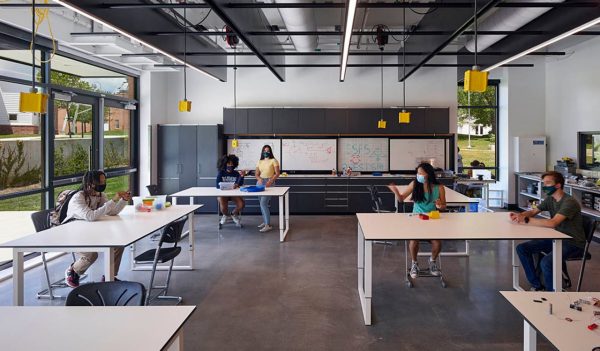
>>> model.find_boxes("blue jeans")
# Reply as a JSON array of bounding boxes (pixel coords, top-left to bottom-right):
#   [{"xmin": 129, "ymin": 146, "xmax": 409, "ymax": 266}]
[
  {"xmin": 258, "ymin": 178, "xmax": 272, "ymax": 225},
  {"xmin": 516, "ymin": 240, "xmax": 583, "ymax": 291}
]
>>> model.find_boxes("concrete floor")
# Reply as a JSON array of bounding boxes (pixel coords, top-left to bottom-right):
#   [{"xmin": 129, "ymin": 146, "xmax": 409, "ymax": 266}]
[{"xmin": 1, "ymin": 214, "xmax": 599, "ymax": 350}]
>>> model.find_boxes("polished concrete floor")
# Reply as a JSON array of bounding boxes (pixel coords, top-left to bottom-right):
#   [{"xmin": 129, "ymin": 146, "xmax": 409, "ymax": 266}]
[{"xmin": 1, "ymin": 214, "xmax": 599, "ymax": 350}]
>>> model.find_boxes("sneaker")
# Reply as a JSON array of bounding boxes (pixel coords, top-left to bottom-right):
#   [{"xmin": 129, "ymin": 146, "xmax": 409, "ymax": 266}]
[
  {"xmin": 220, "ymin": 215, "xmax": 228, "ymax": 225},
  {"xmin": 409, "ymin": 262, "xmax": 419, "ymax": 279},
  {"xmin": 65, "ymin": 265, "xmax": 80, "ymax": 288},
  {"xmin": 529, "ymin": 286, "xmax": 545, "ymax": 292},
  {"xmin": 231, "ymin": 215, "xmax": 241, "ymax": 226},
  {"xmin": 101, "ymin": 275, "xmax": 121, "ymax": 282},
  {"xmin": 259, "ymin": 224, "xmax": 273, "ymax": 233},
  {"xmin": 257, "ymin": 223, "xmax": 266, "ymax": 229},
  {"xmin": 429, "ymin": 259, "xmax": 441, "ymax": 276}
]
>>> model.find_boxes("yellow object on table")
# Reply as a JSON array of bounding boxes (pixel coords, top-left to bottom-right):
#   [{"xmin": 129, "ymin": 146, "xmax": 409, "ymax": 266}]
[{"xmin": 428, "ymin": 210, "xmax": 440, "ymax": 219}]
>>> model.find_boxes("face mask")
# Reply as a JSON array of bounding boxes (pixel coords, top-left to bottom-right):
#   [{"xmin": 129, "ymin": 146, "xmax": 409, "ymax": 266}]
[
  {"xmin": 94, "ymin": 184, "xmax": 107, "ymax": 193},
  {"xmin": 262, "ymin": 152, "xmax": 270, "ymax": 158},
  {"xmin": 542, "ymin": 185, "xmax": 557, "ymax": 196},
  {"xmin": 416, "ymin": 174, "xmax": 426, "ymax": 184},
  {"xmin": 226, "ymin": 166, "xmax": 234, "ymax": 172}
]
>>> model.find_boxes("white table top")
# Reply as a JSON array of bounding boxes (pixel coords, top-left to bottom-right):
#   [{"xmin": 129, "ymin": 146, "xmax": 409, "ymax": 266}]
[
  {"xmin": 0, "ymin": 306, "xmax": 196, "ymax": 351},
  {"xmin": 501, "ymin": 291, "xmax": 600, "ymax": 351},
  {"xmin": 395, "ymin": 185, "xmax": 479, "ymax": 204},
  {"xmin": 0, "ymin": 211, "xmax": 35, "ymax": 262},
  {"xmin": 0, "ymin": 205, "xmax": 201, "ymax": 249},
  {"xmin": 356, "ymin": 212, "xmax": 571, "ymax": 241},
  {"xmin": 171, "ymin": 186, "xmax": 290, "ymax": 197}
]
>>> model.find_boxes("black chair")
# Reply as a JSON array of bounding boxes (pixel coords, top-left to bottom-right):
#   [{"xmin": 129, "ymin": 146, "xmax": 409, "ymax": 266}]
[
  {"xmin": 147, "ymin": 184, "xmax": 160, "ymax": 196},
  {"xmin": 31, "ymin": 210, "xmax": 86, "ymax": 300},
  {"xmin": 566, "ymin": 216, "xmax": 597, "ymax": 291},
  {"xmin": 366, "ymin": 185, "xmax": 397, "ymax": 213},
  {"xmin": 65, "ymin": 281, "xmax": 146, "ymax": 306},
  {"xmin": 134, "ymin": 216, "xmax": 187, "ymax": 305}
]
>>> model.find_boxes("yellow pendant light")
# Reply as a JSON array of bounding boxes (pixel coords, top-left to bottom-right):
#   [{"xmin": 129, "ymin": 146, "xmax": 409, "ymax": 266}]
[
  {"xmin": 20, "ymin": 0, "xmax": 48, "ymax": 114},
  {"xmin": 178, "ymin": 4, "xmax": 192, "ymax": 112},
  {"xmin": 464, "ymin": 0, "xmax": 488, "ymax": 93}
]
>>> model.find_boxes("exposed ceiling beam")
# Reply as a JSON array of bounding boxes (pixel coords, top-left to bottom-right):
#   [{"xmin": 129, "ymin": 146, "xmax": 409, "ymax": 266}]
[
  {"xmin": 162, "ymin": 51, "xmax": 566, "ymax": 56},
  {"xmin": 141, "ymin": 30, "xmax": 600, "ymax": 36},
  {"xmin": 155, "ymin": 63, "xmax": 534, "ymax": 68},
  {"xmin": 400, "ymin": 0, "xmax": 502, "ymax": 82}
]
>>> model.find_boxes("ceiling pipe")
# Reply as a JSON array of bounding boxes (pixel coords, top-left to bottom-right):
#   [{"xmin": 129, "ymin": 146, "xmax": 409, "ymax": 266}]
[
  {"xmin": 273, "ymin": 0, "xmax": 318, "ymax": 51},
  {"xmin": 465, "ymin": 0, "xmax": 564, "ymax": 52}
]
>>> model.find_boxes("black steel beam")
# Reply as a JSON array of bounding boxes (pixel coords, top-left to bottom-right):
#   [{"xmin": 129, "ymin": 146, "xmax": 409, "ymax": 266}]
[
  {"xmin": 146, "ymin": 30, "xmax": 600, "ymax": 36},
  {"xmin": 96, "ymin": 2, "xmax": 600, "ymax": 9},
  {"xmin": 400, "ymin": 0, "xmax": 502, "ymax": 82},
  {"xmin": 168, "ymin": 51, "xmax": 566, "ymax": 56},
  {"xmin": 155, "ymin": 63, "xmax": 534, "ymax": 68}
]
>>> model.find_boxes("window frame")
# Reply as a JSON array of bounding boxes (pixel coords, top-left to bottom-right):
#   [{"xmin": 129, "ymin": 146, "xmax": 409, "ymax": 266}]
[{"xmin": 457, "ymin": 80, "xmax": 500, "ymax": 180}]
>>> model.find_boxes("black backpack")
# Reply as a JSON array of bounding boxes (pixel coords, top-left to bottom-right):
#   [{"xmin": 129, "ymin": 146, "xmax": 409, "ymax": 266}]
[{"xmin": 50, "ymin": 190, "xmax": 78, "ymax": 227}]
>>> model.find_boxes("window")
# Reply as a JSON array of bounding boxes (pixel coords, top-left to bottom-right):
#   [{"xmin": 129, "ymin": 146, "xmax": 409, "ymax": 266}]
[
  {"xmin": 457, "ymin": 81, "xmax": 499, "ymax": 179},
  {"xmin": 104, "ymin": 105, "xmax": 132, "ymax": 170},
  {"xmin": 53, "ymin": 100, "xmax": 94, "ymax": 178},
  {"xmin": 9, "ymin": 113, "xmax": 17, "ymax": 121}
]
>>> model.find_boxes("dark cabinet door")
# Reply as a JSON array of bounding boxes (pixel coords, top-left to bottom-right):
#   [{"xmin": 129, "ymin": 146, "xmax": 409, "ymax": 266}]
[
  {"xmin": 324, "ymin": 109, "xmax": 348, "ymax": 134},
  {"xmin": 223, "ymin": 108, "xmax": 248, "ymax": 135},
  {"xmin": 298, "ymin": 108, "xmax": 325, "ymax": 134},
  {"xmin": 347, "ymin": 109, "xmax": 381, "ymax": 134},
  {"xmin": 159, "ymin": 178, "xmax": 180, "ymax": 199},
  {"xmin": 179, "ymin": 126, "xmax": 198, "ymax": 190},
  {"xmin": 197, "ymin": 125, "xmax": 219, "ymax": 178},
  {"xmin": 247, "ymin": 109, "xmax": 273, "ymax": 134},
  {"xmin": 273, "ymin": 108, "xmax": 298, "ymax": 134},
  {"xmin": 157, "ymin": 125, "xmax": 180, "ymax": 179},
  {"xmin": 425, "ymin": 108, "xmax": 450, "ymax": 134}
]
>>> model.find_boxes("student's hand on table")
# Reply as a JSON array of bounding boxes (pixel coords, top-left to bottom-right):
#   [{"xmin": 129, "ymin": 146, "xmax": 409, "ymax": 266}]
[
  {"xmin": 509, "ymin": 212, "xmax": 525, "ymax": 224},
  {"xmin": 265, "ymin": 179, "xmax": 274, "ymax": 187},
  {"xmin": 435, "ymin": 199, "xmax": 443, "ymax": 209},
  {"xmin": 234, "ymin": 184, "xmax": 240, "ymax": 189},
  {"xmin": 256, "ymin": 178, "xmax": 263, "ymax": 186}
]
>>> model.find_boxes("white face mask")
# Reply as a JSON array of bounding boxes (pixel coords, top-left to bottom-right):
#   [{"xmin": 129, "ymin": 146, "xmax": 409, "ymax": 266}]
[{"xmin": 416, "ymin": 174, "xmax": 426, "ymax": 184}]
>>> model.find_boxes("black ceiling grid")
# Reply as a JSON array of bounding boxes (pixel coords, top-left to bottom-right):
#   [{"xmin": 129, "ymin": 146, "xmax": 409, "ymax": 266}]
[
  {"xmin": 60, "ymin": 0, "xmax": 228, "ymax": 81},
  {"xmin": 457, "ymin": 0, "xmax": 600, "ymax": 79},
  {"xmin": 202, "ymin": 0, "xmax": 287, "ymax": 81}
]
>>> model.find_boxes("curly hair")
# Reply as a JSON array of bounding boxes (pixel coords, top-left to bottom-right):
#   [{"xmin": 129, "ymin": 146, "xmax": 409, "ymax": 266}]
[
  {"xmin": 81, "ymin": 170, "xmax": 106, "ymax": 206},
  {"xmin": 217, "ymin": 154, "xmax": 240, "ymax": 171}
]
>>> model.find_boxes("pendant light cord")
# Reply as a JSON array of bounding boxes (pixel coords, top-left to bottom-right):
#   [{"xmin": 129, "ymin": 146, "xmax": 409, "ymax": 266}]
[
  {"xmin": 31, "ymin": 0, "xmax": 36, "ymax": 92},
  {"xmin": 380, "ymin": 48, "xmax": 383, "ymax": 119},
  {"xmin": 402, "ymin": 1, "xmax": 406, "ymax": 110},
  {"xmin": 183, "ymin": 4, "xmax": 187, "ymax": 100},
  {"xmin": 234, "ymin": 47, "xmax": 237, "ymax": 137},
  {"xmin": 474, "ymin": 0, "xmax": 478, "ymax": 67}
]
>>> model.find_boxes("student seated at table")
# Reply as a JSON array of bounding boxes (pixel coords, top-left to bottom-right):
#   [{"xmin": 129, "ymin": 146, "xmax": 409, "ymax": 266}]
[
  {"xmin": 388, "ymin": 162, "xmax": 447, "ymax": 278},
  {"xmin": 64, "ymin": 170, "xmax": 131, "ymax": 288},
  {"xmin": 511, "ymin": 171, "xmax": 586, "ymax": 291},
  {"xmin": 216, "ymin": 154, "xmax": 245, "ymax": 225}
]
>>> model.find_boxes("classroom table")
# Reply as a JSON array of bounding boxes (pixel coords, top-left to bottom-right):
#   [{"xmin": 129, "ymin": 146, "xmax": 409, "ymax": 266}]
[
  {"xmin": 455, "ymin": 178, "xmax": 496, "ymax": 209},
  {"xmin": 0, "ymin": 305, "xmax": 196, "ymax": 351},
  {"xmin": 0, "ymin": 205, "xmax": 201, "ymax": 306},
  {"xmin": 356, "ymin": 212, "xmax": 570, "ymax": 325},
  {"xmin": 394, "ymin": 185, "xmax": 481, "ymax": 256},
  {"xmin": 501, "ymin": 291, "xmax": 600, "ymax": 351},
  {"xmin": 170, "ymin": 186, "xmax": 291, "ymax": 242},
  {"xmin": 0, "ymin": 211, "xmax": 35, "ymax": 264}
]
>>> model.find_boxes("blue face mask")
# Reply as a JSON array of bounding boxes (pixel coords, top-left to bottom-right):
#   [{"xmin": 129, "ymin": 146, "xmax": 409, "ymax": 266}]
[
  {"xmin": 416, "ymin": 174, "xmax": 426, "ymax": 184},
  {"xmin": 226, "ymin": 166, "xmax": 234, "ymax": 172},
  {"xmin": 542, "ymin": 185, "xmax": 557, "ymax": 196}
]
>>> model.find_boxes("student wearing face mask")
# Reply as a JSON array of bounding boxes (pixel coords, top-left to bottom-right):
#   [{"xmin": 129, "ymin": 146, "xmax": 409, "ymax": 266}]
[
  {"xmin": 388, "ymin": 163, "xmax": 447, "ymax": 279},
  {"xmin": 255, "ymin": 145, "xmax": 280, "ymax": 233},
  {"xmin": 63, "ymin": 170, "xmax": 131, "ymax": 288},
  {"xmin": 216, "ymin": 154, "xmax": 245, "ymax": 225},
  {"xmin": 511, "ymin": 171, "xmax": 586, "ymax": 291}
]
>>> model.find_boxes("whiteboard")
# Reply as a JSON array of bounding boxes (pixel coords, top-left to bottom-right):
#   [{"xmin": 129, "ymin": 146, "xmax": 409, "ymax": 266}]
[
  {"xmin": 338, "ymin": 138, "xmax": 389, "ymax": 172},
  {"xmin": 227, "ymin": 139, "xmax": 281, "ymax": 171},
  {"xmin": 389, "ymin": 139, "xmax": 447, "ymax": 170},
  {"xmin": 281, "ymin": 139, "xmax": 337, "ymax": 171}
]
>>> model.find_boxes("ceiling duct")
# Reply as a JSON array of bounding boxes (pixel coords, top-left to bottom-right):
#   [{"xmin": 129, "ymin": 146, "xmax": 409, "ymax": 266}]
[
  {"xmin": 274, "ymin": 0, "xmax": 318, "ymax": 51},
  {"xmin": 464, "ymin": 0, "xmax": 564, "ymax": 52}
]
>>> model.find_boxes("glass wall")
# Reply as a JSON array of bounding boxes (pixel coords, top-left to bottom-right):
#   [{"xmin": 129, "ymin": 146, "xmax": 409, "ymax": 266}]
[{"xmin": 104, "ymin": 105, "xmax": 132, "ymax": 170}]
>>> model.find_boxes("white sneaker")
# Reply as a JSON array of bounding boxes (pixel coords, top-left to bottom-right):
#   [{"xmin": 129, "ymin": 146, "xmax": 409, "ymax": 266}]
[
  {"xmin": 232, "ymin": 215, "xmax": 241, "ymax": 226},
  {"xmin": 257, "ymin": 223, "xmax": 266, "ymax": 228},
  {"xmin": 259, "ymin": 224, "xmax": 273, "ymax": 233},
  {"xmin": 220, "ymin": 215, "xmax": 228, "ymax": 225},
  {"xmin": 429, "ymin": 259, "xmax": 441, "ymax": 276},
  {"xmin": 409, "ymin": 262, "xmax": 419, "ymax": 279}
]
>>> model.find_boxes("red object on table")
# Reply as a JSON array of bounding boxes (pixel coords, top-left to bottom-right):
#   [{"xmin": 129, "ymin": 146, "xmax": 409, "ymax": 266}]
[
  {"xmin": 588, "ymin": 323, "xmax": 598, "ymax": 331},
  {"xmin": 418, "ymin": 214, "xmax": 430, "ymax": 220}
]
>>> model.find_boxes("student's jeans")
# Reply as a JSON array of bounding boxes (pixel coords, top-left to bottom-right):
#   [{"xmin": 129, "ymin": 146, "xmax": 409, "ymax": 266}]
[
  {"xmin": 72, "ymin": 247, "xmax": 125, "ymax": 276},
  {"xmin": 258, "ymin": 178, "xmax": 273, "ymax": 226},
  {"xmin": 516, "ymin": 239, "xmax": 583, "ymax": 291}
]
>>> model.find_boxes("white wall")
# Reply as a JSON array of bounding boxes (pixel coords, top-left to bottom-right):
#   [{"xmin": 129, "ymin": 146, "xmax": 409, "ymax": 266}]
[
  {"xmin": 162, "ymin": 56, "xmax": 459, "ymax": 131},
  {"xmin": 545, "ymin": 36, "xmax": 600, "ymax": 167}
]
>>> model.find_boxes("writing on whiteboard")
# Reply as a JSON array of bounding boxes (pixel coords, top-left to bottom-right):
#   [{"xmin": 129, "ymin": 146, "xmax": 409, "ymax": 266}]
[
  {"xmin": 338, "ymin": 138, "xmax": 389, "ymax": 172},
  {"xmin": 281, "ymin": 139, "xmax": 337, "ymax": 171}
]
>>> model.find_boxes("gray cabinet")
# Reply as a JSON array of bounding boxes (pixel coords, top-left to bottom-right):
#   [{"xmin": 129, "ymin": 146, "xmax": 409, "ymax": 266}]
[
  {"xmin": 247, "ymin": 109, "xmax": 273, "ymax": 134},
  {"xmin": 347, "ymin": 109, "xmax": 381, "ymax": 134},
  {"xmin": 298, "ymin": 108, "xmax": 325, "ymax": 134},
  {"xmin": 223, "ymin": 108, "xmax": 248, "ymax": 135},
  {"xmin": 324, "ymin": 109, "xmax": 348, "ymax": 134},
  {"xmin": 273, "ymin": 108, "xmax": 298, "ymax": 134},
  {"xmin": 425, "ymin": 108, "xmax": 450, "ymax": 134}
]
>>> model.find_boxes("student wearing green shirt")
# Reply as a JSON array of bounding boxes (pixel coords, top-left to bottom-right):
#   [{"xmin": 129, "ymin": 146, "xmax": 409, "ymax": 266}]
[
  {"xmin": 389, "ymin": 163, "xmax": 447, "ymax": 279},
  {"xmin": 512, "ymin": 171, "xmax": 586, "ymax": 291}
]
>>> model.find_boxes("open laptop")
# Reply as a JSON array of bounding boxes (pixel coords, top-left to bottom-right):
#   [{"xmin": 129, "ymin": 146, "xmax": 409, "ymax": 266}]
[{"xmin": 472, "ymin": 169, "xmax": 492, "ymax": 180}]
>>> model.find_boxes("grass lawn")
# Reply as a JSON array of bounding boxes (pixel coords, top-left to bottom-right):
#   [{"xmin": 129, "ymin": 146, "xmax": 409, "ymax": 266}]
[
  {"xmin": 0, "ymin": 175, "xmax": 131, "ymax": 211},
  {"xmin": 457, "ymin": 134, "xmax": 496, "ymax": 168}
]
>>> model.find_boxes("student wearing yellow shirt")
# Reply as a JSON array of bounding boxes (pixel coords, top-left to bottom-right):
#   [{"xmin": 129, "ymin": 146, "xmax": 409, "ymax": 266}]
[{"xmin": 255, "ymin": 145, "xmax": 280, "ymax": 232}]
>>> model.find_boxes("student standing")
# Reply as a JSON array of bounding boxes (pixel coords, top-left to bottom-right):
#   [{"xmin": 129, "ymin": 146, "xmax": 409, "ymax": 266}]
[
  {"xmin": 457, "ymin": 147, "xmax": 464, "ymax": 174},
  {"xmin": 216, "ymin": 154, "xmax": 245, "ymax": 225},
  {"xmin": 64, "ymin": 170, "xmax": 131, "ymax": 287},
  {"xmin": 255, "ymin": 145, "xmax": 280, "ymax": 233},
  {"xmin": 511, "ymin": 171, "xmax": 585, "ymax": 291},
  {"xmin": 388, "ymin": 163, "xmax": 447, "ymax": 279}
]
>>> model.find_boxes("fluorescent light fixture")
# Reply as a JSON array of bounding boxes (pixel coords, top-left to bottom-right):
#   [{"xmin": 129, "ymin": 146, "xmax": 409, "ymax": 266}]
[
  {"xmin": 484, "ymin": 16, "xmax": 600, "ymax": 72},
  {"xmin": 339, "ymin": 0, "xmax": 358, "ymax": 81},
  {"xmin": 53, "ymin": 0, "xmax": 223, "ymax": 82}
]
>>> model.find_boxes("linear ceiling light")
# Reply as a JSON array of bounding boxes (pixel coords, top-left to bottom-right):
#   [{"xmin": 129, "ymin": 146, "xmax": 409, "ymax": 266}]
[
  {"xmin": 340, "ymin": 0, "xmax": 358, "ymax": 81},
  {"xmin": 53, "ymin": 0, "xmax": 223, "ymax": 81},
  {"xmin": 484, "ymin": 16, "xmax": 600, "ymax": 72}
]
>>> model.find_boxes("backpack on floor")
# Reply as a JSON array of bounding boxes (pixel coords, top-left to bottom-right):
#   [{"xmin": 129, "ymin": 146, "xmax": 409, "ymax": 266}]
[{"xmin": 50, "ymin": 190, "xmax": 78, "ymax": 227}]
